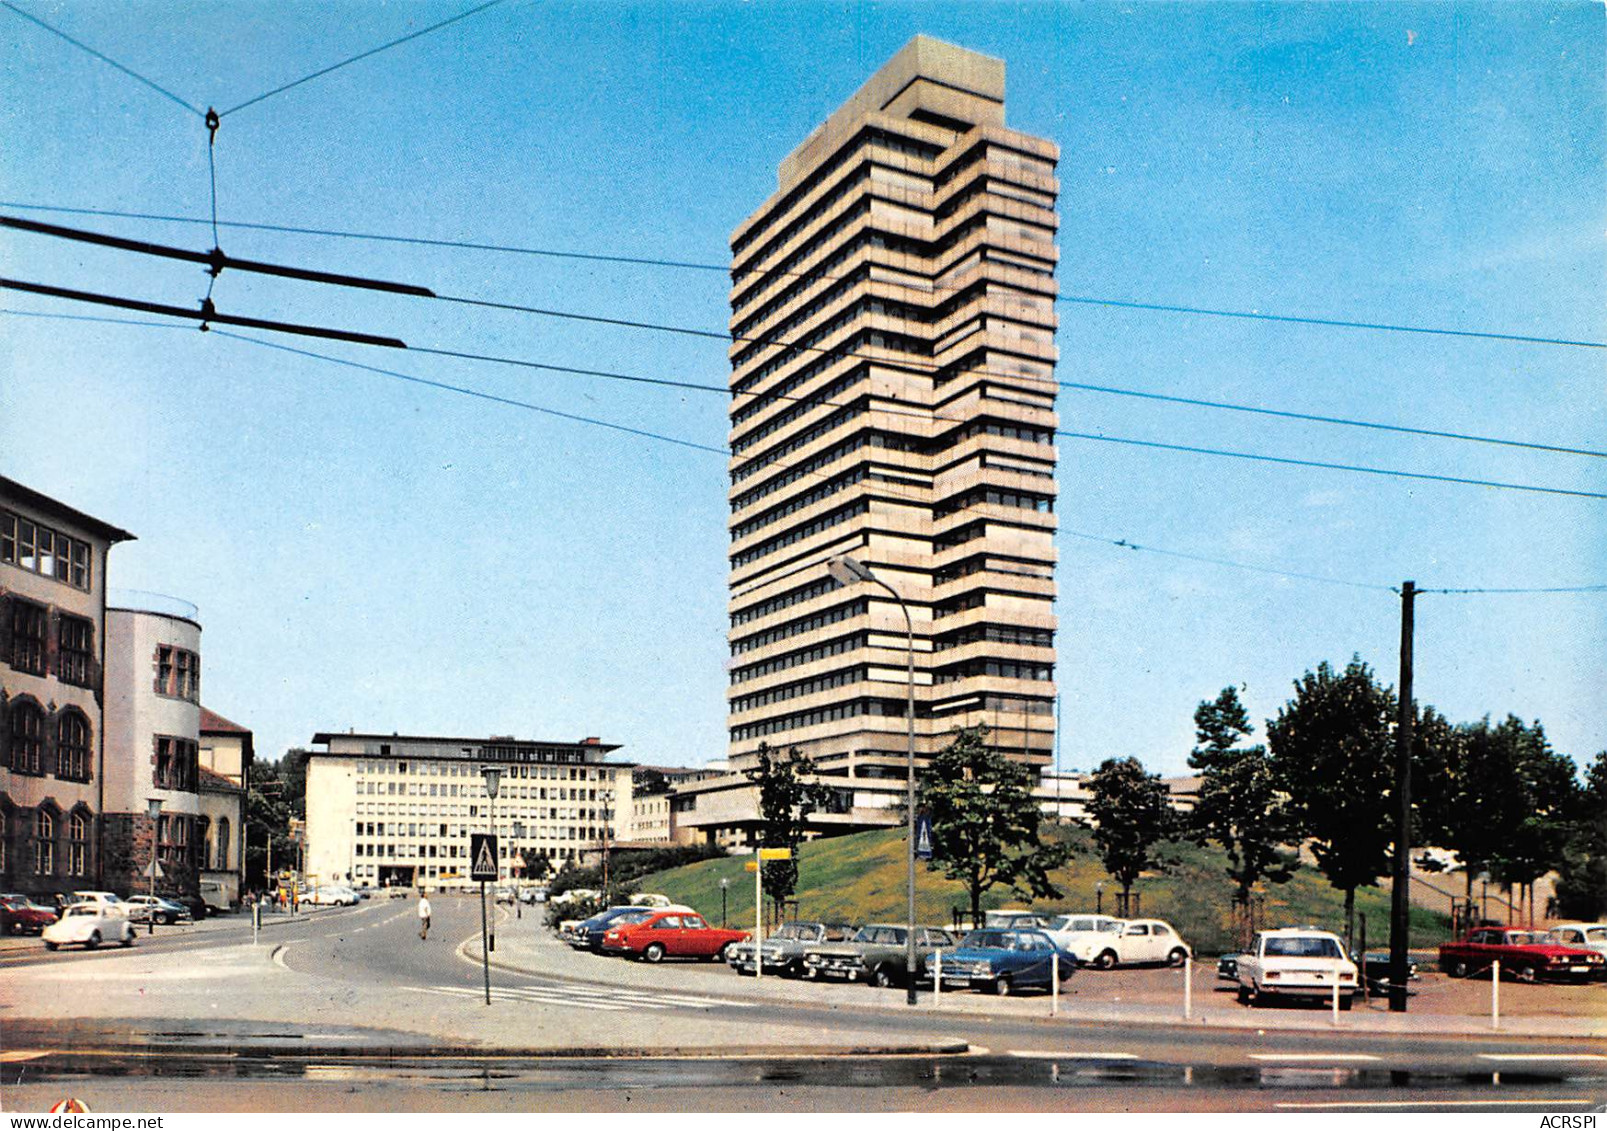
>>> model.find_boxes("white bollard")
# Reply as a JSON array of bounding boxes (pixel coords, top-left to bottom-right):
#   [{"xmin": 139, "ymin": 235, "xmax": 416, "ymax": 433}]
[
  {"xmin": 1184, "ymin": 955, "xmax": 1192, "ymax": 1020},
  {"xmin": 1332, "ymin": 973, "xmax": 1341, "ymax": 1025},
  {"xmin": 1492, "ymin": 959, "xmax": 1501, "ymax": 1029},
  {"xmin": 1051, "ymin": 952, "xmax": 1059, "ymax": 1017},
  {"xmin": 934, "ymin": 949, "xmax": 942, "ymax": 1008}
]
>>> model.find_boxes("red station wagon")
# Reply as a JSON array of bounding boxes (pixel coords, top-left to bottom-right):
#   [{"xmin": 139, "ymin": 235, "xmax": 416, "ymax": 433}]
[
  {"xmin": 600, "ymin": 910, "xmax": 750, "ymax": 963},
  {"xmin": 1438, "ymin": 927, "xmax": 1605, "ymax": 983}
]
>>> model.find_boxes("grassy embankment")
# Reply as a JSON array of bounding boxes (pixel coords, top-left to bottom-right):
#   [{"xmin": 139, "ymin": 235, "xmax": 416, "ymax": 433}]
[{"xmin": 632, "ymin": 824, "xmax": 1453, "ymax": 955}]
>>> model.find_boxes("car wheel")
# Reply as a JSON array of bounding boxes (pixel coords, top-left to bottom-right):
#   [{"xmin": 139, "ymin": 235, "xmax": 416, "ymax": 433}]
[
  {"xmin": 1449, "ymin": 959, "xmax": 1470, "ymax": 978},
  {"xmin": 1338, "ymin": 994, "xmax": 1353, "ymax": 1011},
  {"xmin": 714, "ymin": 943, "xmax": 734, "ymax": 963},
  {"xmin": 1237, "ymin": 983, "xmax": 1254, "ymax": 1006},
  {"xmin": 1167, "ymin": 948, "xmax": 1188, "ymax": 967},
  {"xmin": 44, "ymin": 941, "xmax": 58, "ymax": 951},
  {"xmin": 872, "ymin": 965, "xmax": 898, "ymax": 989},
  {"xmin": 120, "ymin": 931, "xmax": 134, "ymax": 948},
  {"xmin": 1094, "ymin": 950, "xmax": 1118, "ymax": 970},
  {"xmin": 1515, "ymin": 964, "xmax": 1538, "ymax": 984},
  {"xmin": 642, "ymin": 942, "xmax": 666, "ymax": 964},
  {"xmin": 86, "ymin": 930, "xmax": 101, "ymax": 949},
  {"xmin": 802, "ymin": 966, "xmax": 819, "ymax": 981},
  {"xmin": 991, "ymin": 976, "xmax": 1012, "ymax": 997}
]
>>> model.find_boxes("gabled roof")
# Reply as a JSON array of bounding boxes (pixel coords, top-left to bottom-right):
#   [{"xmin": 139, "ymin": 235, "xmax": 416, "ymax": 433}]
[{"xmin": 200, "ymin": 708, "xmax": 250, "ymax": 734}]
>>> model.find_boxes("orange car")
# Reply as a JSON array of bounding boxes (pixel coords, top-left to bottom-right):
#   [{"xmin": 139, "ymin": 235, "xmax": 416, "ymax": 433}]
[{"xmin": 601, "ymin": 909, "xmax": 749, "ymax": 963}]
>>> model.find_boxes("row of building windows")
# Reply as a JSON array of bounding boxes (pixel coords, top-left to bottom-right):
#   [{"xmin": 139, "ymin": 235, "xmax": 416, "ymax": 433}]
[
  {"xmin": 356, "ymin": 778, "xmax": 607, "ymax": 803},
  {"xmin": 934, "ymin": 487, "xmax": 1054, "ymax": 519},
  {"xmin": 730, "ymin": 696, "xmax": 916, "ymax": 742},
  {"xmin": 4, "ymin": 700, "xmax": 93, "ymax": 781},
  {"xmin": 0, "ymin": 807, "xmax": 91, "ymax": 877},
  {"xmin": 1, "ymin": 509, "xmax": 93, "ymax": 592},
  {"xmin": 354, "ymin": 818, "xmax": 610, "ymax": 840},
  {"xmin": 4, "ymin": 597, "xmax": 97, "ymax": 688},
  {"xmin": 729, "ymin": 665, "xmax": 867, "ymax": 715},
  {"xmin": 731, "ymin": 466, "xmax": 868, "ymax": 543},
  {"xmin": 932, "ymin": 624, "xmax": 1055, "ymax": 652},
  {"xmin": 730, "ymin": 498, "xmax": 869, "ymax": 569},
  {"xmin": 729, "ymin": 631, "xmax": 867, "ymax": 685},
  {"xmin": 730, "ymin": 575, "xmax": 839, "ymax": 628},
  {"xmin": 731, "ymin": 597, "xmax": 868, "ymax": 655},
  {"xmin": 931, "ymin": 658, "xmax": 1055, "ymax": 685},
  {"xmin": 353, "ymin": 759, "xmax": 612, "ymax": 783}
]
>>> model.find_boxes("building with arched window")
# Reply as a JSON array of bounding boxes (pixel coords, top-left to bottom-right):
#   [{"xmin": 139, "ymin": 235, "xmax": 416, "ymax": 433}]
[{"xmin": 1, "ymin": 477, "xmax": 135, "ymax": 896}]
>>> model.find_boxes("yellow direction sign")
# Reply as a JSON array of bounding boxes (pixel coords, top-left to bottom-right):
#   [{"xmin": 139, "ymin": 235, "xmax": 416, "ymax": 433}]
[
  {"xmin": 744, "ymin": 861, "xmax": 759, "ymax": 871},
  {"xmin": 758, "ymin": 847, "xmax": 792, "ymax": 860}
]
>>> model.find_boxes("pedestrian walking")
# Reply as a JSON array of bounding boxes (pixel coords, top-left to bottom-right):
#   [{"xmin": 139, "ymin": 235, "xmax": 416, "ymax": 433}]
[{"xmin": 418, "ymin": 892, "xmax": 432, "ymax": 940}]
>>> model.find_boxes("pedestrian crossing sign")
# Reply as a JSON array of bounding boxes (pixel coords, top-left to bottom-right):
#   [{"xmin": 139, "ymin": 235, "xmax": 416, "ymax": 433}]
[{"xmin": 470, "ymin": 833, "xmax": 499, "ymax": 882}]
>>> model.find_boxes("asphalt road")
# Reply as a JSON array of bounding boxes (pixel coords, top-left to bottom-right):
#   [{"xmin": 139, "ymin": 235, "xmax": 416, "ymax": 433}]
[{"xmin": 3, "ymin": 894, "xmax": 1603, "ymax": 1113}]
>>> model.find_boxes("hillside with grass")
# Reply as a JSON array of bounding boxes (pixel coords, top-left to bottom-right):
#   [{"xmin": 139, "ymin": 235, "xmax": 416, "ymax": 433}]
[{"xmin": 631, "ymin": 825, "xmax": 1453, "ymax": 955}]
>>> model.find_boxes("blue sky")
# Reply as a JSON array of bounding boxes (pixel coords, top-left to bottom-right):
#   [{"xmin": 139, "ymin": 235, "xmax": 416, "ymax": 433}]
[{"xmin": 3, "ymin": 1, "xmax": 1602, "ymax": 779}]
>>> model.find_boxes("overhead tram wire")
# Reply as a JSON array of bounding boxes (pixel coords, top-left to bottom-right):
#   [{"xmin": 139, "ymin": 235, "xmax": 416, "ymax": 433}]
[
  {"xmin": 7, "ymin": 302, "xmax": 1603, "ymax": 599},
  {"xmin": 2, "ymin": 3, "xmax": 204, "ymax": 118},
  {"xmin": 11, "ymin": 212, "xmax": 1596, "ymax": 464},
  {"xmin": 10, "ymin": 275, "xmax": 1603, "ymax": 503},
  {"xmin": 1053, "ymin": 430, "xmax": 1607, "ymax": 501},
  {"xmin": 215, "ymin": 0, "xmax": 506, "ymax": 118},
  {"xmin": 6, "ymin": 200, "xmax": 1603, "ymax": 353}
]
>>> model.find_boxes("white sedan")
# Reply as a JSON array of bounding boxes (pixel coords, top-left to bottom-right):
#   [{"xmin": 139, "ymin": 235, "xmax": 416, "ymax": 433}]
[
  {"xmin": 43, "ymin": 903, "xmax": 137, "ymax": 950},
  {"xmin": 307, "ymin": 886, "xmax": 359, "ymax": 906},
  {"xmin": 1070, "ymin": 918, "xmax": 1193, "ymax": 969}
]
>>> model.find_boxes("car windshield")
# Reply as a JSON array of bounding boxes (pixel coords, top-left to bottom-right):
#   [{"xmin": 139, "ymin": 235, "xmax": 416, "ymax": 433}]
[
  {"xmin": 1587, "ymin": 928, "xmax": 1607, "ymax": 943},
  {"xmin": 959, "ymin": 931, "xmax": 1003, "ymax": 949},
  {"xmin": 772, "ymin": 924, "xmax": 813, "ymax": 941},
  {"xmin": 1264, "ymin": 936, "xmax": 1342, "ymax": 959},
  {"xmin": 67, "ymin": 906, "xmax": 95, "ymax": 918}
]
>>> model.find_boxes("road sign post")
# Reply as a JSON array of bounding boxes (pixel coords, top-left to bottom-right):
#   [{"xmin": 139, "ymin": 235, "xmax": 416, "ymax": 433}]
[{"xmin": 471, "ymin": 833, "xmax": 498, "ymax": 1005}]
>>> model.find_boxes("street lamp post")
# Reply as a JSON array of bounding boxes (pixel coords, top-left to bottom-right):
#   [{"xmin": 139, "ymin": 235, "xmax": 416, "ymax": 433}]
[
  {"xmin": 482, "ymin": 766, "xmax": 501, "ymax": 953},
  {"xmin": 720, "ymin": 877, "xmax": 729, "ymax": 928},
  {"xmin": 600, "ymin": 788, "xmax": 613, "ymax": 897},
  {"xmin": 145, "ymin": 797, "xmax": 163, "ymax": 935},
  {"xmin": 827, "ymin": 553, "xmax": 918, "ymax": 1006}
]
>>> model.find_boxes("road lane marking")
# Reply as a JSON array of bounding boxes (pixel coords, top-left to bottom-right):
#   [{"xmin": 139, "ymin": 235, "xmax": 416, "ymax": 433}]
[
  {"xmin": 1249, "ymin": 1053, "xmax": 1381, "ymax": 1062},
  {"xmin": 412, "ymin": 985, "xmax": 628, "ymax": 1011},
  {"xmin": 1478, "ymin": 1053, "xmax": 1607, "ymax": 1062},
  {"xmin": 1276, "ymin": 1100, "xmax": 1595, "ymax": 1110},
  {"xmin": 1009, "ymin": 1050, "xmax": 1139, "ymax": 1060},
  {"xmin": 0, "ymin": 1051, "xmax": 48, "ymax": 1063}
]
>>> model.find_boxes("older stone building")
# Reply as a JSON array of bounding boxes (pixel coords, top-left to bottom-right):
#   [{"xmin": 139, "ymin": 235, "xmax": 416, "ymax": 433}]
[{"xmin": 0, "ymin": 478, "xmax": 134, "ymax": 895}]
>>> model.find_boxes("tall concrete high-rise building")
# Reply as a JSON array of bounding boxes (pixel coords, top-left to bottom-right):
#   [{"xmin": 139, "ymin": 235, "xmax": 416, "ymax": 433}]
[{"xmin": 721, "ymin": 36, "xmax": 1059, "ymax": 824}]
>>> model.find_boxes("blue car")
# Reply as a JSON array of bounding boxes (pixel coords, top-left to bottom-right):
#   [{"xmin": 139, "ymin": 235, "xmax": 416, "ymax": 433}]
[{"xmin": 921, "ymin": 927, "xmax": 1076, "ymax": 996}]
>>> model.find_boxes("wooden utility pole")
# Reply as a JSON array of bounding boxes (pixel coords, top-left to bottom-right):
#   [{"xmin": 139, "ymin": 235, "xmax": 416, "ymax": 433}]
[{"xmin": 1389, "ymin": 580, "xmax": 1417, "ymax": 1013}]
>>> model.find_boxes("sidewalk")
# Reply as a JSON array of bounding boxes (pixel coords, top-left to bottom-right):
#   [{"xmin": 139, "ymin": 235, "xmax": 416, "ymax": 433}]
[{"xmin": 471, "ymin": 915, "xmax": 1607, "ymax": 1042}]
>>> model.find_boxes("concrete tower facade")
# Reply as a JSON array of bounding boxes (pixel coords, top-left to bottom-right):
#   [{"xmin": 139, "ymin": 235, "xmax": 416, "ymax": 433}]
[{"xmin": 725, "ymin": 37, "xmax": 1059, "ymax": 807}]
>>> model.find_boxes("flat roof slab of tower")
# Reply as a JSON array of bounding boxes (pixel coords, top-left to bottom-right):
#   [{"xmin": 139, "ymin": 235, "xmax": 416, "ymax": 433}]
[
  {"xmin": 1, "ymin": 477, "xmax": 135, "ymax": 895},
  {"xmin": 305, "ymin": 732, "xmax": 631, "ymax": 889},
  {"xmin": 719, "ymin": 36, "xmax": 1058, "ymax": 829}
]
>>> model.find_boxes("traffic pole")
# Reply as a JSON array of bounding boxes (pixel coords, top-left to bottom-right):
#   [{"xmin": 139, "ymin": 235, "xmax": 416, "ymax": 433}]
[
  {"xmin": 1389, "ymin": 580, "xmax": 1416, "ymax": 1012},
  {"xmin": 754, "ymin": 848, "xmax": 763, "ymax": 986},
  {"xmin": 1183, "ymin": 955, "xmax": 1192, "ymax": 1020},
  {"xmin": 480, "ymin": 879, "xmax": 491, "ymax": 1005}
]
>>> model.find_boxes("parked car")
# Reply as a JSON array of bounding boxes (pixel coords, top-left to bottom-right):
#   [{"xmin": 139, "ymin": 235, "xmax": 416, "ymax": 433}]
[
  {"xmin": 801, "ymin": 924, "xmax": 959, "ymax": 986},
  {"xmin": 175, "ymin": 894, "xmax": 212, "ymax": 920},
  {"xmin": 1, "ymin": 894, "xmax": 59, "ymax": 935},
  {"xmin": 387, "ymin": 885, "xmax": 410, "ymax": 899},
  {"xmin": 1064, "ymin": 918, "xmax": 1191, "ymax": 969},
  {"xmin": 1216, "ymin": 953, "xmax": 1240, "ymax": 981},
  {"xmin": 494, "ymin": 887, "xmax": 517, "ymax": 906},
  {"xmin": 600, "ymin": 910, "xmax": 749, "ymax": 963},
  {"xmin": 124, "ymin": 896, "xmax": 192, "ymax": 925},
  {"xmin": 726, "ymin": 921, "xmax": 857, "ymax": 977},
  {"xmin": 579, "ymin": 907, "xmax": 668, "ymax": 951},
  {"xmin": 1354, "ymin": 950, "xmax": 1420, "ymax": 990},
  {"xmin": 1236, "ymin": 927, "xmax": 1358, "ymax": 1009},
  {"xmin": 921, "ymin": 927, "xmax": 1077, "ymax": 996},
  {"xmin": 1438, "ymin": 927, "xmax": 1605, "ymax": 983},
  {"xmin": 1541, "ymin": 924, "xmax": 1607, "ymax": 973},
  {"xmin": 43, "ymin": 902, "xmax": 137, "ymax": 950},
  {"xmin": 984, "ymin": 910, "xmax": 1057, "ymax": 929},
  {"xmin": 519, "ymin": 887, "xmax": 543, "ymax": 904}
]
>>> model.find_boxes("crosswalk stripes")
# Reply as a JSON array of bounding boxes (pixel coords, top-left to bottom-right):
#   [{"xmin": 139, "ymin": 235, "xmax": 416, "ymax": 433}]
[{"xmin": 411, "ymin": 981, "xmax": 756, "ymax": 1012}]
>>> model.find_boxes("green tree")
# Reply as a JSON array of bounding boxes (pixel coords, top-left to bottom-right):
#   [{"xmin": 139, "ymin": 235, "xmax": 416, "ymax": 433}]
[
  {"xmin": 1265, "ymin": 657, "xmax": 1396, "ymax": 944},
  {"xmin": 1187, "ymin": 687, "xmax": 1299, "ymax": 913},
  {"xmin": 1554, "ymin": 751, "xmax": 1607, "ymax": 920},
  {"xmin": 922, "ymin": 726, "xmax": 1069, "ymax": 926},
  {"xmin": 744, "ymin": 743, "xmax": 832, "ymax": 921},
  {"xmin": 1085, "ymin": 755, "xmax": 1178, "ymax": 908},
  {"xmin": 244, "ymin": 757, "xmax": 297, "ymax": 890}
]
